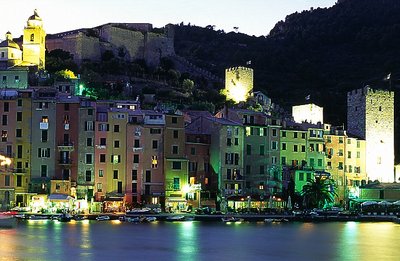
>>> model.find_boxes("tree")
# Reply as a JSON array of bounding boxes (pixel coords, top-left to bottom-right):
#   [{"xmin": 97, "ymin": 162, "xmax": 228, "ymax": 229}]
[{"xmin": 302, "ymin": 176, "xmax": 337, "ymax": 209}]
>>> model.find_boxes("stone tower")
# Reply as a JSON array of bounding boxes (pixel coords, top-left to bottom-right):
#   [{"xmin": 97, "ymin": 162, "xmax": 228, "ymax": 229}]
[
  {"xmin": 347, "ymin": 86, "xmax": 394, "ymax": 183},
  {"xmin": 22, "ymin": 9, "xmax": 46, "ymax": 69},
  {"xmin": 224, "ymin": 67, "xmax": 253, "ymax": 103}
]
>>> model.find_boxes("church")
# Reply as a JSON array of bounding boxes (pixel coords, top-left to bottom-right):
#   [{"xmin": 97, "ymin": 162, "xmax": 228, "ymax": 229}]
[{"xmin": 0, "ymin": 9, "xmax": 46, "ymax": 89}]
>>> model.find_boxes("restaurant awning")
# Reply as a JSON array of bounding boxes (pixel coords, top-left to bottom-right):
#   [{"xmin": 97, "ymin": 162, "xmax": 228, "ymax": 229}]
[{"xmin": 48, "ymin": 194, "xmax": 74, "ymax": 202}]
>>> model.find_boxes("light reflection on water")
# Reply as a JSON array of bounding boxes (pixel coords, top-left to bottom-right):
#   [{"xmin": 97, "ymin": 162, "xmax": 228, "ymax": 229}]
[{"xmin": 1, "ymin": 221, "xmax": 400, "ymax": 261}]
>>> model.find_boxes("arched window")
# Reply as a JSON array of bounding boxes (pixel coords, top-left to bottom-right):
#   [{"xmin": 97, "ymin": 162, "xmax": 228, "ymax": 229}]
[{"xmin": 30, "ymin": 33, "xmax": 34, "ymax": 42}]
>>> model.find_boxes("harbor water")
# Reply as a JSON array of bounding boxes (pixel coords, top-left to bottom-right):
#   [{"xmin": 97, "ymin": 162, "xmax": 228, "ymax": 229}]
[{"xmin": 1, "ymin": 220, "xmax": 400, "ymax": 261}]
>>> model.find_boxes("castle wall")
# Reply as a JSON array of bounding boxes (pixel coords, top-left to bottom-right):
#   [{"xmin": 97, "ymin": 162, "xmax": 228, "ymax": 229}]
[
  {"xmin": 99, "ymin": 25, "xmax": 145, "ymax": 61},
  {"xmin": 46, "ymin": 33, "xmax": 101, "ymax": 64},
  {"xmin": 144, "ymin": 32, "xmax": 175, "ymax": 67}
]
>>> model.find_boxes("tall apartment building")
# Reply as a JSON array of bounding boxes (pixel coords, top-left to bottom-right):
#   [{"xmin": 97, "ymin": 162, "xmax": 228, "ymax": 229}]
[{"xmin": 347, "ymin": 86, "xmax": 394, "ymax": 182}]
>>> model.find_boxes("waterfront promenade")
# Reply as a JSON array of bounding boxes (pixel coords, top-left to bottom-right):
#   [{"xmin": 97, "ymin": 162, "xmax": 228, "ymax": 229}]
[{"xmin": 14, "ymin": 212, "xmax": 399, "ymax": 223}]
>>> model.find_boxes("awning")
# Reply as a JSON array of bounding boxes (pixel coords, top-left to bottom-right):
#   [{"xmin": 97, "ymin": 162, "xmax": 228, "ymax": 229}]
[
  {"xmin": 166, "ymin": 197, "xmax": 187, "ymax": 202},
  {"xmin": 48, "ymin": 194, "xmax": 74, "ymax": 202}
]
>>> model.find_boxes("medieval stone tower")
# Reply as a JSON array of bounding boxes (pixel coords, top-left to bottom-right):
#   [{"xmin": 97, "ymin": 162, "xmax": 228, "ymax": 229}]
[
  {"xmin": 224, "ymin": 67, "xmax": 253, "ymax": 103},
  {"xmin": 347, "ymin": 86, "xmax": 394, "ymax": 183},
  {"xmin": 22, "ymin": 9, "xmax": 46, "ymax": 69}
]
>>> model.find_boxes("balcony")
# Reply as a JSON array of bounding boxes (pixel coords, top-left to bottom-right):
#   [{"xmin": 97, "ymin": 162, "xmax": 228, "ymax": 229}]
[
  {"xmin": 96, "ymin": 145, "xmax": 106, "ymax": 149},
  {"xmin": 58, "ymin": 159, "xmax": 73, "ymax": 165},
  {"xmin": 39, "ymin": 122, "xmax": 48, "ymax": 130},
  {"xmin": 132, "ymin": 147, "xmax": 143, "ymax": 152},
  {"xmin": 58, "ymin": 141, "xmax": 74, "ymax": 151},
  {"xmin": 13, "ymin": 168, "xmax": 27, "ymax": 174}
]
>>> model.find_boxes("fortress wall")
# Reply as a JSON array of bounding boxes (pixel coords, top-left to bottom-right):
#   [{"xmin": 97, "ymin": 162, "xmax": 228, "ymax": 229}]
[
  {"xmin": 144, "ymin": 32, "xmax": 175, "ymax": 67},
  {"xmin": 46, "ymin": 33, "xmax": 101, "ymax": 64},
  {"xmin": 99, "ymin": 25, "xmax": 145, "ymax": 61}
]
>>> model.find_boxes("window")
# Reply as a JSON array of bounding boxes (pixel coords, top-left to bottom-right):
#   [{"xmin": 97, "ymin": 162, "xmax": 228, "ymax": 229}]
[
  {"xmin": 2, "ymin": 75, "xmax": 6, "ymax": 83},
  {"xmin": 17, "ymin": 145, "xmax": 22, "ymax": 158},
  {"xmin": 113, "ymin": 170, "xmax": 118, "ymax": 179},
  {"xmin": 85, "ymin": 170, "xmax": 92, "ymax": 182},
  {"xmin": 112, "ymin": 155, "xmax": 121, "ymax": 164},
  {"xmin": 357, "ymin": 151, "xmax": 361, "ymax": 158},
  {"xmin": 133, "ymin": 154, "xmax": 139, "ymax": 163},
  {"xmin": 145, "ymin": 170, "xmax": 151, "ymax": 183},
  {"xmin": 88, "ymin": 109, "xmax": 93, "ymax": 115},
  {"xmin": 339, "ymin": 137, "xmax": 344, "ymax": 144},
  {"xmin": 310, "ymin": 158, "xmax": 315, "ymax": 167},
  {"xmin": 85, "ymin": 121, "xmax": 94, "ymax": 131},
  {"xmin": 172, "ymin": 117, "xmax": 178, "ymax": 124},
  {"xmin": 98, "ymin": 169, "xmax": 104, "ymax": 177},
  {"xmin": 114, "ymin": 140, "xmax": 120, "ymax": 148},
  {"xmin": 41, "ymin": 165, "xmax": 47, "ymax": 177},
  {"xmin": 338, "ymin": 162, "xmax": 343, "ymax": 170},
  {"xmin": 272, "ymin": 129, "xmax": 277, "ymax": 137},
  {"xmin": 150, "ymin": 128, "xmax": 161, "ymax": 134},
  {"xmin": 100, "ymin": 138, "xmax": 106, "ymax": 146},
  {"xmin": 172, "ymin": 161, "xmax": 181, "ymax": 170},
  {"xmin": 318, "ymin": 159, "xmax": 323, "ymax": 167},
  {"xmin": 97, "ymin": 183, "xmax": 103, "ymax": 192},
  {"xmin": 30, "ymin": 33, "xmax": 34, "ymax": 41},
  {"xmin": 246, "ymin": 144, "xmax": 252, "ymax": 155},
  {"xmin": 132, "ymin": 183, "xmax": 137, "ymax": 193},
  {"xmin": 134, "ymin": 139, "xmax": 140, "ymax": 148},
  {"xmin": 17, "ymin": 112, "xmax": 22, "ymax": 121},
  {"xmin": 172, "ymin": 145, "xmax": 178, "ymax": 154},
  {"xmin": 17, "ymin": 99, "xmax": 22, "ymax": 107},
  {"xmin": 299, "ymin": 172, "xmax": 304, "ymax": 181},
  {"xmin": 235, "ymin": 138, "xmax": 239, "ymax": 145},
  {"xmin": 347, "ymin": 151, "xmax": 351, "ymax": 159},
  {"xmin": 191, "ymin": 147, "xmax": 196, "ymax": 155},
  {"xmin": 294, "ymin": 132, "xmax": 298, "ymax": 138},
  {"xmin": 1, "ymin": 130, "xmax": 7, "ymax": 142},
  {"xmin": 86, "ymin": 154, "xmax": 93, "ymax": 164},
  {"xmin": 281, "ymin": 131, "xmax": 286, "ymax": 137},
  {"xmin": 98, "ymin": 123, "xmax": 109, "ymax": 131},
  {"xmin": 41, "ymin": 130, "xmax": 48, "ymax": 142},
  {"xmin": 282, "ymin": 143, "xmax": 286, "ymax": 150},
  {"xmin": 227, "ymin": 138, "xmax": 232, "ymax": 146},
  {"xmin": 86, "ymin": 138, "xmax": 93, "ymax": 146},
  {"xmin": 260, "ymin": 145, "xmax": 265, "ymax": 155},
  {"xmin": 64, "ymin": 103, "xmax": 70, "ymax": 111},
  {"xmin": 281, "ymin": 157, "xmax": 286, "ymax": 165},
  {"xmin": 38, "ymin": 148, "xmax": 50, "ymax": 158},
  {"xmin": 306, "ymin": 173, "xmax": 312, "ymax": 181},
  {"xmin": 271, "ymin": 141, "xmax": 277, "ymax": 150},
  {"xmin": 16, "ymin": 175, "xmax": 22, "ymax": 187},
  {"xmin": 99, "ymin": 154, "xmax": 106, "ymax": 163},
  {"xmin": 2, "ymin": 115, "xmax": 7, "ymax": 125},
  {"xmin": 152, "ymin": 140, "xmax": 158, "ymax": 149},
  {"xmin": 16, "ymin": 129, "xmax": 22, "ymax": 138},
  {"xmin": 113, "ymin": 125, "xmax": 120, "ymax": 132},
  {"xmin": 301, "ymin": 133, "xmax": 306, "ymax": 139},
  {"xmin": 173, "ymin": 130, "xmax": 179, "ymax": 139},
  {"xmin": 4, "ymin": 102, "xmax": 9, "ymax": 112},
  {"xmin": 173, "ymin": 177, "xmax": 180, "ymax": 190},
  {"xmin": 260, "ymin": 165, "xmax": 265, "ymax": 175},
  {"xmin": 226, "ymin": 169, "xmax": 232, "ymax": 180},
  {"xmin": 152, "ymin": 156, "xmax": 158, "ymax": 168},
  {"xmin": 271, "ymin": 156, "xmax": 277, "ymax": 164},
  {"xmin": 132, "ymin": 170, "xmax": 137, "ymax": 181},
  {"xmin": 5, "ymin": 175, "xmax": 10, "ymax": 186},
  {"xmin": 293, "ymin": 145, "xmax": 298, "ymax": 152}
]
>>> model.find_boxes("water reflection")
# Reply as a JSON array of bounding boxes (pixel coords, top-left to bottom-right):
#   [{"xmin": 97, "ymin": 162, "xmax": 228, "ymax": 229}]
[
  {"xmin": 176, "ymin": 221, "xmax": 199, "ymax": 261},
  {"xmin": 2, "ymin": 221, "xmax": 400, "ymax": 260}
]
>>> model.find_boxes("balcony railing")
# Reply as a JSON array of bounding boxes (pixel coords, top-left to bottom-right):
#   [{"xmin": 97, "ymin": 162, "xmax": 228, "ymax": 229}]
[{"xmin": 58, "ymin": 159, "xmax": 73, "ymax": 165}]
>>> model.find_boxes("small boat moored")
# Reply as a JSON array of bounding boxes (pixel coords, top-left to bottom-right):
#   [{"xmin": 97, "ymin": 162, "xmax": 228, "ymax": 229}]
[
  {"xmin": 96, "ymin": 215, "xmax": 110, "ymax": 221},
  {"xmin": 165, "ymin": 215, "xmax": 186, "ymax": 221},
  {"xmin": 221, "ymin": 217, "xmax": 244, "ymax": 223}
]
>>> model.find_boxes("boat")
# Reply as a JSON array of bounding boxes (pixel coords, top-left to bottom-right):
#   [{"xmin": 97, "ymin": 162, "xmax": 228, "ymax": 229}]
[
  {"xmin": 29, "ymin": 215, "xmax": 49, "ymax": 220},
  {"xmin": 264, "ymin": 218, "xmax": 289, "ymax": 223},
  {"xmin": 144, "ymin": 216, "xmax": 157, "ymax": 222},
  {"xmin": 221, "ymin": 217, "xmax": 244, "ymax": 223},
  {"xmin": 165, "ymin": 215, "xmax": 186, "ymax": 221},
  {"xmin": 96, "ymin": 215, "xmax": 110, "ymax": 221},
  {"xmin": 58, "ymin": 213, "xmax": 72, "ymax": 222},
  {"xmin": 0, "ymin": 214, "xmax": 16, "ymax": 228}
]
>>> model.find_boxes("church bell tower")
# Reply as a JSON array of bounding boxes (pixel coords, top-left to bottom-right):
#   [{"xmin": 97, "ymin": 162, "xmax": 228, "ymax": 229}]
[{"xmin": 22, "ymin": 9, "xmax": 46, "ymax": 69}]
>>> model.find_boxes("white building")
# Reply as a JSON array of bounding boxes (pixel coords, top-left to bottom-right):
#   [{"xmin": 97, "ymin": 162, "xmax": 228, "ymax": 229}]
[{"xmin": 292, "ymin": 103, "xmax": 323, "ymax": 124}]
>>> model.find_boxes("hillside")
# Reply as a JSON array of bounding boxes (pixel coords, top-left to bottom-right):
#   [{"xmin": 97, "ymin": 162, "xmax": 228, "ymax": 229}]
[{"xmin": 174, "ymin": 0, "xmax": 400, "ymax": 125}]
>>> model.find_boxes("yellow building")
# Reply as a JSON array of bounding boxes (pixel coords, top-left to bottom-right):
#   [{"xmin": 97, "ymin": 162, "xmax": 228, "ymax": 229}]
[{"xmin": 224, "ymin": 67, "xmax": 253, "ymax": 103}]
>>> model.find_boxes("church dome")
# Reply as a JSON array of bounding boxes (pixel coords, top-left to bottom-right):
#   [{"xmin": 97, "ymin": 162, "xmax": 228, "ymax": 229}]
[{"xmin": 0, "ymin": 32, "xmax": 20, "ymax": 50}]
